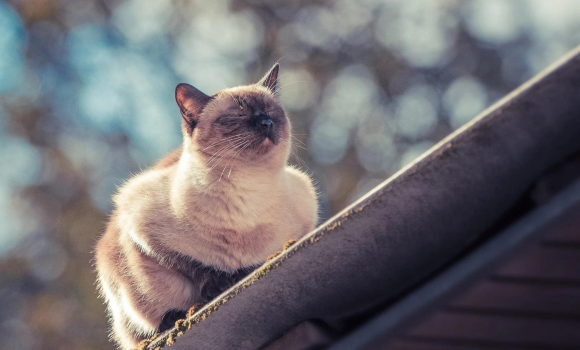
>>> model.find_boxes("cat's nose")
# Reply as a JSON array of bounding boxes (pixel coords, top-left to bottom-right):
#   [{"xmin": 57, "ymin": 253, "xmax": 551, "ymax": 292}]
[
  {"xmin": 260, "ymin": 118, "xmax": 273, "ymax": 129},
  {"xmin": 254, "ymin": 112, "xmax": 274, "ymax": 132}
]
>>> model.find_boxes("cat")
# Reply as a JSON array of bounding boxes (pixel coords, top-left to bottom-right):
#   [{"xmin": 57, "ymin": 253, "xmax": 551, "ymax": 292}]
[{"xmin": 94, "ymin": 64, "xmax": 319, "ymax": 349}]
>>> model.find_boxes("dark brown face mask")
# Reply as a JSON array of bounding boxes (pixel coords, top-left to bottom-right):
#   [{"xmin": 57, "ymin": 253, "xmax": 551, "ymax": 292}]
[{"xmin": 174, "ymin": 64, "xmax": 288, "ymax": 158}]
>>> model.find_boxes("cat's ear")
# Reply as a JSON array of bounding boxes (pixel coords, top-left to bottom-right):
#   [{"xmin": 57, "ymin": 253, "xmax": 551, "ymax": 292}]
[
  {"xmin": 258, "ymin": 63, "xmax": 279, "ymax": 94},
  {"xmin": 175, "ymin": 83, "xmax": 212, "ymax": 132}
]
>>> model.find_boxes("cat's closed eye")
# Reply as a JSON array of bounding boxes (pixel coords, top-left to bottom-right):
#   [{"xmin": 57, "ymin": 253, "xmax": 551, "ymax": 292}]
[{"xmin": 215, "ymin": 114, "xmax": 247, "ymax": 125}]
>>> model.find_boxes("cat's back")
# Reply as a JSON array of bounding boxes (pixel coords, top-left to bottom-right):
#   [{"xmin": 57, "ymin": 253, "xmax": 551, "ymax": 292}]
[
  {"xmin": 114, "ymin": 147, "xmax": 183, "ymax": 212},
  {"xmin": 284, "ymin": 166, "xmax": 318, "ymax": 231},
  {"xmin": 154, "ymin": 147, "xmax": 182, "ymax": 169},
  {"xmin": 96, "ymin": 151, "xmax": 181, "ymax": 276},
  {"xmin": 111, "ymin": 157, "xmax": 177, "ymax": 235}
]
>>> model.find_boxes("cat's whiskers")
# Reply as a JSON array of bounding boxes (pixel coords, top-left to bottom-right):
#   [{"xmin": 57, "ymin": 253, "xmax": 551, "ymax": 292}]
[
  {"xmin": 226, "ymin": 141, "xmax": 253, "ymax": 179},
  {"xmin": 219, "ymin": 140, "xmax": 251, "ymax": 181},
  {"xmin": 266, "ymin": 72, "xmax": 291, "ymax": 92},
  {"xmin": 200, "ymin": 70, "xmax": 307, "ymax": 182},
  {"xmin": 202, "ymin": 134, "xmax": 246, "ymax": 151},
  {"xmin": 275, "ymin": 72, "xmax": 291, "ymax": 80},
  {"xmin": 272, "ymin": 80, "xmax": 306, "ymax": 100},
  {"xmin": 205, "ymin": 144, "xmax": 237, "ymax": 169},
  {"xmin": 205, "ymin": 136, "xmax": 251, "ymax": 165},
  {"xmin": 206, "ymin": 139, "xmax": 250, "ymax": 187},
  {"xmin": 205, "ymin": 138, "xmax": 250, "ymax": 171},
  {"xmin": 205, "ymin": 146, "xmax": 248, "ymax": 181},
  {"xmin": 202, "ymin": 133, "xmax": 251, "ymax": 152},
  {"xmin": 285, "ymin": 136, "xmax": 309, "ymax": 170},
  {"xmin": 203, "ymin": 138, "xmax": 249, "ymax": 166},
  {"xmin": 276, "ymin": 80, "xmax": 306, "ymax": 91},
  {"xmin": 291, "ymin": 135, "xmax": 307, "ymax": 148}
]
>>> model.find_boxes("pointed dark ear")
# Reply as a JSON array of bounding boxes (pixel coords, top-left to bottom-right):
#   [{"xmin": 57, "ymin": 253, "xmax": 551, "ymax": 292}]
[
  {"xmin": 175, "ymin": 83, "xmax": 211, "ymax": 132},
  {"xmin": 258, "ymin": 63, "xmax": 279, "ymax": 94}
]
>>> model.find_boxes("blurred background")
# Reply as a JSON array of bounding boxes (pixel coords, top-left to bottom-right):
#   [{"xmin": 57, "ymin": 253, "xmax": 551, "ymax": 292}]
[{"xmin": 1, "ymin": 0, "xmax": 580, "ymax": 348}]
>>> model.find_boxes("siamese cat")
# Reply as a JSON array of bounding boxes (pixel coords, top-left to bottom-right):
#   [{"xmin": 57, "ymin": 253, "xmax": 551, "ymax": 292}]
[{"xmin": 95, "ymin": 64, "xmax": 318, "ymax": 349}]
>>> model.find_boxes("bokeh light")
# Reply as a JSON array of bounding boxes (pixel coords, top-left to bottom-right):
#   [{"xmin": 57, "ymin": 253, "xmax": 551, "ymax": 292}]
[{"xmin": 1, "ymin": 0, "xmax": 580, "ymax": 348}]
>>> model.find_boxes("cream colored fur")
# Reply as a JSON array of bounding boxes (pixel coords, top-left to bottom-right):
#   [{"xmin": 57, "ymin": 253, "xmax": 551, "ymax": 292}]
[{"xmin": 95, "ymin": 83, "xmax": 318, "ymax": 349}]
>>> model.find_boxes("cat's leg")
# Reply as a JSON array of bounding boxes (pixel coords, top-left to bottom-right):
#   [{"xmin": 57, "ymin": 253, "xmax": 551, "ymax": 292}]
[
  {"xmin": 97, "ymin": 232, "xmax": 195, "ymax": 348},
  {"xmin": 117, "ymin": 244, "xmax": 196, "ymax": 336},
  {"xmin": 112, "ymin": 311, "xmax": 146, "ymax": 350},
  {"xmin": 97, "ymin": 272, "xmax": 147, "ymax": 350}
]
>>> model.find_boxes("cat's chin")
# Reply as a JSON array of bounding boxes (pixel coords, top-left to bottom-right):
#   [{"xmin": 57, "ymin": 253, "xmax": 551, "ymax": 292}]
[
  {"xmin": 253, "ymin": 138, "xmax": 276, "ymax": 156},
  {"xmin": 242, "ymin": 137, "xmax": 287, "ymax": 161}
]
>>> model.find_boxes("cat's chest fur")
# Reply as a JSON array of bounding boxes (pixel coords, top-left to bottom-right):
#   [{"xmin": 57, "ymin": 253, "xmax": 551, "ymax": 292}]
[{"xmin": 115, "ymin": 164, "xmax": 298, "ymax": 272}]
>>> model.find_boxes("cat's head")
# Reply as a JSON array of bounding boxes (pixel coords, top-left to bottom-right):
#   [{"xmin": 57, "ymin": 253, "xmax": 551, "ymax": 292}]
[{"xmin": 175, "ymin": 64, "xmax": 290, "ymax": 169}]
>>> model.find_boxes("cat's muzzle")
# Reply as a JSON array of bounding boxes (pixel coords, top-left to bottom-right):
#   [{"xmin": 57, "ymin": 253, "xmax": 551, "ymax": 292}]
[{"xmin": 253, "ymin": 111, "xmax": 279, "ymax": 145}]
